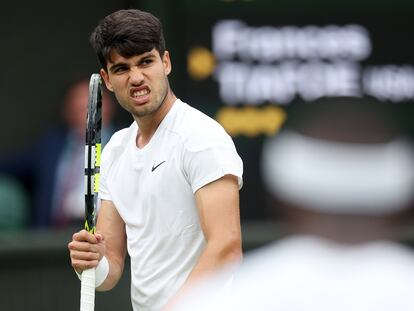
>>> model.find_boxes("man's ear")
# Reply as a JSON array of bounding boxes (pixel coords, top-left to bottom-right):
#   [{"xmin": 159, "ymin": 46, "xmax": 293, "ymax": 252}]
[
  {"xmin": 163, "ymin": 51, "xmax": 172, "ymax": 76},
  {"xmin": 100, "ymin": 68, "xmax": 113, "ymax": 92}
]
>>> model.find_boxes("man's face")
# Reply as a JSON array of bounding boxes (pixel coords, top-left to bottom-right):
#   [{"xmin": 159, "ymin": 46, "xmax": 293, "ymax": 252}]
[{"xmin": 100, "ymin": 48, "xmax": 171, "ymax": 119}]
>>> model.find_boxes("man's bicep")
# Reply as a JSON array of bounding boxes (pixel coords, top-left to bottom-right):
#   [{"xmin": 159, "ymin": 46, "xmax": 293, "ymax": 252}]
[{"xmin": 195, "ymin": 175, "xmax": 241, "ymax": 242}]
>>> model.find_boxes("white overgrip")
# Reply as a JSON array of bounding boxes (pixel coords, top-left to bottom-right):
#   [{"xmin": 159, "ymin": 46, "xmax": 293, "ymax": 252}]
[{"xmin": 80, "ymin": 268, "xmax": 95, "ymax": 311}]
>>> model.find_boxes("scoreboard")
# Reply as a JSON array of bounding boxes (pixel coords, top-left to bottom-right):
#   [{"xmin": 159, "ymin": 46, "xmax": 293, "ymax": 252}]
[{"xmin": 144, "ymin": 0, "xmax": 414, "ymax": 220}]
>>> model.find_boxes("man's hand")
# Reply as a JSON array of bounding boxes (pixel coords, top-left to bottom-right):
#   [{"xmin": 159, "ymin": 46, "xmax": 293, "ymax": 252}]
[{"xmin": 68, "ymin": 229, "xmax": 106, "ymax": 273}]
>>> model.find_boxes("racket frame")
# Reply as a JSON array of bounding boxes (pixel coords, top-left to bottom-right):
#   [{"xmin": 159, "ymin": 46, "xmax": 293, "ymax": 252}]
[{"xmin": 80, "ymin": 73, "xmax": 102, "ymax": 311}]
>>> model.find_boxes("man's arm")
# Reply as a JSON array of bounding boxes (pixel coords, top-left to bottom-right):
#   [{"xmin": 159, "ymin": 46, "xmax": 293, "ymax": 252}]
[
  {"xmin": 95, "ymin": 199, "xmax": 127, "ymax": 290},
  {"xmin": 165, "ymin": 174, "xmax": 242, "ymax": 308},
  {"xmin": 191, "ymin": 174, "xmax": 242, "ymax": 275},
  {"xmin": 68, "ymin": 199, "xmax": 127, "ymax": 291}
]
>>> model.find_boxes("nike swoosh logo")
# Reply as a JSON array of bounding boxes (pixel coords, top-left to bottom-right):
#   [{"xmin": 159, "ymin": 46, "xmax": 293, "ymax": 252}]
[{"xmin": 151, "ymin": 161, "xmax": 166, "ymax": 172}]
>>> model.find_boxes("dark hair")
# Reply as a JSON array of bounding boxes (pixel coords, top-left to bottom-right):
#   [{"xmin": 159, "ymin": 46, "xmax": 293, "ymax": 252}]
[{"xmin": 90, "ymin": 9, "xmax": 166, "ymax": 70}]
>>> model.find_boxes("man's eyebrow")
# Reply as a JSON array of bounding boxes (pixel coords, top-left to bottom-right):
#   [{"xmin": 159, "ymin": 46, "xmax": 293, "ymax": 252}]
[
  {"xmin": 107, "ymin": 51, "xmax": 157, "ymax": 72},
  {"xmin": 140, "ymin": 52, "xmax": 156, "ymax": 60}
]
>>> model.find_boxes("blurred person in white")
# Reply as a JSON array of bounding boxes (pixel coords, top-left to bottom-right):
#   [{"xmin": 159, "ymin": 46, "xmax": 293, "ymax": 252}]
[{"xmin": 171, "ymin": 97, "xmax": 414, "ymax": 311}]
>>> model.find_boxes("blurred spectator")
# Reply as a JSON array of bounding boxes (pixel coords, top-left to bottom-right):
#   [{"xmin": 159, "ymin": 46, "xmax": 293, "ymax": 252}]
[
  {"xmin": 0, "ymin": 77, "xmax": 117, "ymax": 228},
  {"xmin": 171, "ymin": 97, "xmax": 414, "ymax": 311}
]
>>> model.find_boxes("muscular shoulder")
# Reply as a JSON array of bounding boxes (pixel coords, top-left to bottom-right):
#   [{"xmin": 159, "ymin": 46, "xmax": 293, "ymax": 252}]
[{"xmin": 171, "ymin": 101, "xmax": 232, "ymax": 152}]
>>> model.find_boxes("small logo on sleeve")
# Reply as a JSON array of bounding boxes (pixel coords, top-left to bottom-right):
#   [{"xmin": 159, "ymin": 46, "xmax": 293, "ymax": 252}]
[{"xmin": 151, "ymin": 161, "xmax": 166, "ymax": 172}]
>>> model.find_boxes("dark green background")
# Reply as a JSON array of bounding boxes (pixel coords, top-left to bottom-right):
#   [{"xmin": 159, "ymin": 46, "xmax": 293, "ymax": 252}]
[{"xmin": 0, "ymin": 1, "xmax": 413, "ymax": 310}]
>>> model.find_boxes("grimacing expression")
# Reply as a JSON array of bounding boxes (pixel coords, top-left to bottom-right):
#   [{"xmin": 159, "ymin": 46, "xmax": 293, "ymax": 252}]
[{"xmin": 101, "ymin": 48, "xmax": 171, "ymax": 118}]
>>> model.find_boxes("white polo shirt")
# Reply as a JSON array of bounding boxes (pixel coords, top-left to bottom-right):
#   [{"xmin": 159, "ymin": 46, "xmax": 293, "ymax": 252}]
[{"xmin": 99, "ymin": 99, "xmax": 243, "ymax": 311}]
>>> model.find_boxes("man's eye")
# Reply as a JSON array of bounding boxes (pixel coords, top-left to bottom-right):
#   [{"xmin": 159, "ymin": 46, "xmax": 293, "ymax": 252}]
[
  {"xmin": 114, "ymin": 66, "xmax": 127, "ymax": 73},
  {"xmin": 141, "ymin": 59, "xmax": 153, "ymax": 66}
]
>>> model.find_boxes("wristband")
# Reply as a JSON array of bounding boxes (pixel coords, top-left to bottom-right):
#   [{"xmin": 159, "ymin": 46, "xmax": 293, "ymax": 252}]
[{"xmin": 75, "ymin": 256, "xmax": 109, "ymax": 288}]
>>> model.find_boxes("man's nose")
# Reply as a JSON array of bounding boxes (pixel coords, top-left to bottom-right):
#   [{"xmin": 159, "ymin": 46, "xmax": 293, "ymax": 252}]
[{"xmin": 129, "ymin": 67, "xmax": 144, "ymax": 85}]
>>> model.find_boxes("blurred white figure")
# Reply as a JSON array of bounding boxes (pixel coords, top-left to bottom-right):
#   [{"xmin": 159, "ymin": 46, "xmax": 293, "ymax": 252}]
[{"xmin": 171, "ymin": 98, "xmax": 414, "ymax": 311}]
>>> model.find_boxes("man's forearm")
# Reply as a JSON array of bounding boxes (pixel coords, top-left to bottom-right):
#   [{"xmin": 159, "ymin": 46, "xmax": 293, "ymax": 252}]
[
  {"xmin": 96, "ymin": 255, "xmax": 125, "ymax": 291},
  {"xmin": 163, "ymin": 238, "xmax": 242, "ymax": 310},
  {"xmin": 187, "ymin": 239, "xmax": 242, "ymax": 283}
]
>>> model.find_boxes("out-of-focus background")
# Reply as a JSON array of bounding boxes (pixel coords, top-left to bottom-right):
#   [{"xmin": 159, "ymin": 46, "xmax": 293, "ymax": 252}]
[{"xmin": 1, "ymin": 0, "xmax": 414, "ymax": 310}]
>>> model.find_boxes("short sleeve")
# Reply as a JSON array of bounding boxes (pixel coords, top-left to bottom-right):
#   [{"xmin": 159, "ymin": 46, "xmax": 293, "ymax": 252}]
[
  {"xmin": 98, "ymin": 143, "xmax": 112, "ymax": 202},
  {"xmin": 97, "ymin": 125, "xmax": 132, "ymax": 203},
  {"xmin": 183, "ymin": 132, "xmax": 243, "ymax": 193}
]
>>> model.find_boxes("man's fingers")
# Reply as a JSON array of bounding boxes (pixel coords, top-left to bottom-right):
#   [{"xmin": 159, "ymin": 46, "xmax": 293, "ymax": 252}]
[
  {"xmin": 72, "ymin": 258, "xmax": 100, "ymax": 271},
  {"xmin": 70, "ymin": 249, "xmax": 100, "ymax": 271},
  {"xmin": 72, "ymin": 230, "xmax": 99, "ymax": 243},
  {"xmin": 68, "ymin": 230, "xmax": 106, "ymax": 273},
  {"xmin": 68, "ymin": 240, "xmax": 102, "ymax": 253},
  {"xmin": 95, "ymin": 233, "xmax": 104, "ymax": 242},
  {"xmin": 70, "ymin": 249, "xmax": 100, "ymax": 261}
]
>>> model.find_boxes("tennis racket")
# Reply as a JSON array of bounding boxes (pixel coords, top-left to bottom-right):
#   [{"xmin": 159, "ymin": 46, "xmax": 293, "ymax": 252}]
[{"xmin": 80, "ymin": 73, "xmax": 102, "ymax": 311}]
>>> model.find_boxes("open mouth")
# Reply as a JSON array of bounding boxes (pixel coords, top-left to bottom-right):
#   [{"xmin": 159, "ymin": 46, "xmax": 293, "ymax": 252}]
[
  {"xmin": 130, "ymin": 86, "xmax": 151, "ymax": 105},
  {"xmin": 131, "ymin": 88, "xmax": 150, "ymax": 98}
]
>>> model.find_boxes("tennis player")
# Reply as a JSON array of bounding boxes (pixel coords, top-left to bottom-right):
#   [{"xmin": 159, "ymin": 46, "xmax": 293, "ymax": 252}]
[{"xmin": 67, "ymin": 9, "xmax": 243, "ymax": 311}]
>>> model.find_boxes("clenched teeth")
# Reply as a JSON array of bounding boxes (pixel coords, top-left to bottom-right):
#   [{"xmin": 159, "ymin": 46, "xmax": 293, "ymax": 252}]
[{"xmin": 132, "ymin": 89, "xmax": 149, "ymax": 97}]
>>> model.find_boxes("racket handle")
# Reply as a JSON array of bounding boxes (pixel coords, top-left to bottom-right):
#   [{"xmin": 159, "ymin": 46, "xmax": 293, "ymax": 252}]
[{"xmin": 80, "ymin": 268, "xmax": 96, "ymax": 311}]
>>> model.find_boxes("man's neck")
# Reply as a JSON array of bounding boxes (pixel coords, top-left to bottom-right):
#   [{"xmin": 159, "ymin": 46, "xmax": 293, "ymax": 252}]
[{"xmin": 135, "ymin": 91, "xmax": 177, "ymax": 148}]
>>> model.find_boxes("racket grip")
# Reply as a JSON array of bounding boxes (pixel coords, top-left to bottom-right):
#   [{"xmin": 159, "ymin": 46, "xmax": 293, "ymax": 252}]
[{"xmin": 80, "ymin": 268, "xmax": 96, "ymax": 311}]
